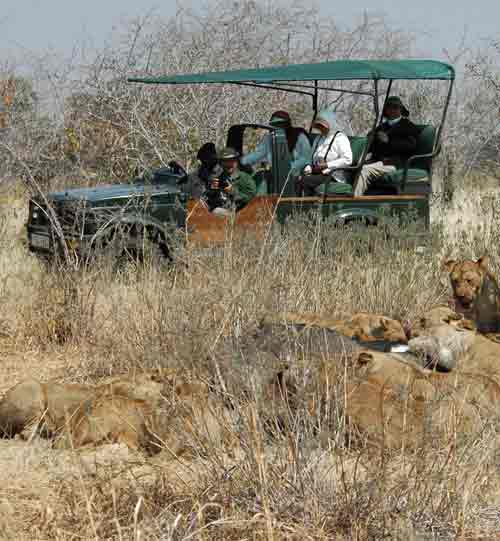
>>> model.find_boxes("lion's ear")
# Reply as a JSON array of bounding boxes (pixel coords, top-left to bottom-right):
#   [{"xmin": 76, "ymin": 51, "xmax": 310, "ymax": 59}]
[
  {"xmin": 477, "ymin": 255, "xmax": 490, "ymax": 269},
  {"xmin": 443, "ymin": 259, "xmax": 456, "ymax": 272},
  {"xmin": 357, "ymin": 352, "xmax": 374, "ymax": 365}
]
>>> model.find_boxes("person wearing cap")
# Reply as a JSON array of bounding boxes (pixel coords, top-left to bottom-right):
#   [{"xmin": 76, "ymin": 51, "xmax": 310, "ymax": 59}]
[
  {"xmin": 210, "ymin": 147, "xmax": 256, "ymax": 216},
  {"xmin": 240, "ymin": 110, "xmax": 311, "ymax": 176},
  {"xmin": 300, "ymin": 110, "xmax": 353, "ymax": 195},
  {"xmin": 354, "ymin": 96, "xmax": 421, "ymax": 196}
]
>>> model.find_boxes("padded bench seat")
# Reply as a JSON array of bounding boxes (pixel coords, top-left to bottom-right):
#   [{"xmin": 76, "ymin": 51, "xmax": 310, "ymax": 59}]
[
  {"xmin": 316, "ymin": 181, "xmax": 353, "ymax": 196},
  {"xmin": 378, "ymin": 168, "xmax": 430, "ymax": 184},
  {"xmin": 312, "ymin": 135, "xmax": 367, "ymax": 196},
  {"xmin": 369, "ymin": 124, "xmax": 436, "ymax": 193}
]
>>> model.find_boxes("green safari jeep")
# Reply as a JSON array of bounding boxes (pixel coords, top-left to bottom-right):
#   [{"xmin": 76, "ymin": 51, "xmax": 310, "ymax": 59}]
[
  {"xmin": 26, "ymin": 59, "xmax": 454, "ymax": 260},
  {"xmin": 26, "ymin": 165, "xmax": 189, "ymax": 261}
]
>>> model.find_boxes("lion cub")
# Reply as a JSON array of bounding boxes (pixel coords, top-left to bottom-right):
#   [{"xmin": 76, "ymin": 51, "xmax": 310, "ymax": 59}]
[{"xmin": 444, "ymin": 255, "xmax": 500, "ymax": 334}]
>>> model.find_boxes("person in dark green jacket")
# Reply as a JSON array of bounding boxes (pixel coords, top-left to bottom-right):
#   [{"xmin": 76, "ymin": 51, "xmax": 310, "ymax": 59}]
[{"xmin": 210, "ymin": 147, "xmax": 257, "ymax": 216}]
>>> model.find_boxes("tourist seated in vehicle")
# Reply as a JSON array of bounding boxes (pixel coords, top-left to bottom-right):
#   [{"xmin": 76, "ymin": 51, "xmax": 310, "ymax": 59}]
[
  {"xmin": 298, "ymin": 110, "xmax": 353, "ymax": 196},
  {"xmin": 354, "ymin": 96, "xmax": 420, "ymax": 196},
  {"xmin": 210, "ymin": 147, "xmax": 257, "ymax": 217},
  {"xmin": 181, "ymin": 141, "xmax": 222, "ymax": 200},
  {"xmin": 240, "ymin": 110, "xmax": 311, "ymax": 176}
]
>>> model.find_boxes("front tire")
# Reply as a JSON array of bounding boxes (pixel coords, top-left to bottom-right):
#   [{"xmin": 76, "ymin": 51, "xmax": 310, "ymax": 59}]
[{"xmin": 94, "ymin": 223, "xmax": 171, "ymax": 269}]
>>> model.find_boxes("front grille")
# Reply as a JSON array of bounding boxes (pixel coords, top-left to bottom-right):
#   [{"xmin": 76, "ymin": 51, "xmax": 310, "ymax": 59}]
[{"xmin": 29, "ymin": 198, "xmax": 93, "ymax": 236}]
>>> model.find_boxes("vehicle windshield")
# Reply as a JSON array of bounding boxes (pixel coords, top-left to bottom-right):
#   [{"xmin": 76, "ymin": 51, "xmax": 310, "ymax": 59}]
[
  {"xmin": 135, "ymin": 166, "xmax": 184, "ymax": 187},
  {"xmin": 241, "ymin": 127, "xmax": 272, "ymax": 169}
]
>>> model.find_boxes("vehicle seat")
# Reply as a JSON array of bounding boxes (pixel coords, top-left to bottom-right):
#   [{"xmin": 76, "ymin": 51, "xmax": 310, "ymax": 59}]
[{"xmin": 314, "ymin": 136, "xmax": 368, "ymax": 197}]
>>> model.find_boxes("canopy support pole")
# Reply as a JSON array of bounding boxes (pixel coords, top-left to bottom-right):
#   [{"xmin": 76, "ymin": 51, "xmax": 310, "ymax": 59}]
[
  {"xmin": 232, "ymin": 81, "xmax": 314, "ymax": 99},
  {"xmin": 308, "ymin": 80, "xmax": 319, "ymax": 133},
  {"xmin": 271, "ymin": 81, "xmax": 375, "ymax": 97},
  {"xmin": 227, "ymin": 80, "xmax": 376, "ymax": 98},
  {"xmin": 313, "ymin": 80, "xmax": 318, "ymax": 117},
  {"xmin": 373, "ymin": 79, "xmax": 380, "ymax": 120},
  {"xmin": 434, "ymin": 79, "xmax": 454, "ymax": 152},
  {"xmin": 380, "ymin": 80, "xmax": 393, "ymax": 122}
]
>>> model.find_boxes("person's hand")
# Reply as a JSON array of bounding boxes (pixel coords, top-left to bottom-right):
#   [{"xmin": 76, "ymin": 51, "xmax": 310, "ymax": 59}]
[
  {"xmin": 210, "ymin": 179, "xmax": 220, "ymax": 189},
  {"xmin": 303, "ymin": 165, "xmax": 312, "ymax": 175},
  {"xmin": 376, "ymin": 131, "xmax": 389, "ymax": 144},
  {"xmin": 223, "ymin": 183, "xmax": 233, "ymax": 193},
  {"xmin": 321, "ymin": 168, "xmax": 331, "ymax": 175}
]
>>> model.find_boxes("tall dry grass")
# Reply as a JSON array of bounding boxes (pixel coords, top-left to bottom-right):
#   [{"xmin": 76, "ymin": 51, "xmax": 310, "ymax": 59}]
[{"xmin": 2, "ymin": 185, "xmax": 500, "ymax": 539}]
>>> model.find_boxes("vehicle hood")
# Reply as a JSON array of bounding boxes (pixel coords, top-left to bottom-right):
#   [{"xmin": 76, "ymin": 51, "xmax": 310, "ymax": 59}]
[{"xmin": 48, "ymin": 181, "xmax": 182, "ymax": 204}]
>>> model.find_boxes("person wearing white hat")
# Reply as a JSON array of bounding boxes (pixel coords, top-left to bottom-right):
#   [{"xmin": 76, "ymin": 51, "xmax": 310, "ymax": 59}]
[{"xmin": 300, "ymin": 110, "xmax": 353, "ymax": 196}]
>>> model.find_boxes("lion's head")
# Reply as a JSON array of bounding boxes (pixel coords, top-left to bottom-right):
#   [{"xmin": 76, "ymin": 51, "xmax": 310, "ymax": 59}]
[{"xmin": 443, "ymin": 256, "xmax": 490, "ymax": 313}]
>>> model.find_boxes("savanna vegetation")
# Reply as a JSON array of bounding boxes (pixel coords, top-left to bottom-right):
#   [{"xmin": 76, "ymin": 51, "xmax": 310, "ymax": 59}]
[{"xmin": 1, "ymin": 1, "xmax": 500, "ymax": 539}]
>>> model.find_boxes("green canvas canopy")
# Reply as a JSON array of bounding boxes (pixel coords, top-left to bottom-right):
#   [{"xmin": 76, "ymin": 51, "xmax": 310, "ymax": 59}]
[{"xmin": 128, "ymin": 59, "xmax": 455, "ymax": 85}]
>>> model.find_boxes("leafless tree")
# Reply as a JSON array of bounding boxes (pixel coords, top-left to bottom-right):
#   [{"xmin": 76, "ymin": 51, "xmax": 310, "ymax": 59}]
[{"xmin": 1, "ymin": 0, "xmax": 499, "ymax": 196}]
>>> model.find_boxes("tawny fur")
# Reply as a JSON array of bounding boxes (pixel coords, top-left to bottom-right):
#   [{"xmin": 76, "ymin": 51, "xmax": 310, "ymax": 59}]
[
  {"xmin": 0, "ymin": 379, "xmax": 95, "ymax": 438},
  {"xmin": 263, "ymin": 311, "xmax": 408, "ymax": 343},
  {"xmin": 444, "ymin": 255, "xmax": 500, "ymax": 333},
  {"xmin": 345, "ymin": 348, "xmax": 497, "ymax": 450},
  {"xmin": 0, "ymin": 369, "xmax": 235, "ymax": 456},
  {"xmin": 54, "ymin": 394, "xmax": 158, "ymax": 453}
]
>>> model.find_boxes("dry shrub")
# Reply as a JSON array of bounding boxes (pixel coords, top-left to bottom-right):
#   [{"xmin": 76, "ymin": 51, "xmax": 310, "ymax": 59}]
[{"xmin": 19, "ymin": 266, "xmax": 99, "ymax": 347}]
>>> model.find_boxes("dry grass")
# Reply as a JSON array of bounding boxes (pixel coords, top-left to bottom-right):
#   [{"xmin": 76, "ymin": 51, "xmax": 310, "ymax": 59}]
[{"xmin": 2, "ymin": 184, "xmax": 500, "ymax": 539}]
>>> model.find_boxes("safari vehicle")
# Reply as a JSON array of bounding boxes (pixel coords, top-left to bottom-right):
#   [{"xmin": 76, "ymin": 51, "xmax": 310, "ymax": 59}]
[
  {"xmin": 26, "ymin": 164, "xmax": 189, "ymax": 261},
  {"xmin": 26, "ymin": 59, "xmax": 454, "ymax": 258}
]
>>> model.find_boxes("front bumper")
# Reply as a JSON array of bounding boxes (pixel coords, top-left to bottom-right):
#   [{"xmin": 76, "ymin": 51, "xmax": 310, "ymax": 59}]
[{"xmin": 26, "ymin": 225, "xmax": 93, "ymax": 258}]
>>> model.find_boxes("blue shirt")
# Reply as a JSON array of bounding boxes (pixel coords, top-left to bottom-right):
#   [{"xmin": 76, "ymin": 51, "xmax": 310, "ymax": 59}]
[{"xmin": 241, "ymin": 130, "xmax": 312, "ymax": 175}]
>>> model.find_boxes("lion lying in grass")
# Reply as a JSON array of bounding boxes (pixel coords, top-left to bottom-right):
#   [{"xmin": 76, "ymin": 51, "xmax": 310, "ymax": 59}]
[
  {"xmin": 344, "ymin": 348, "xmax": 494, "ymax": 450},
  {"xmin": 0, "ymin": 378, "xmax": 95, "ymax": 438},
  {"xmin": 4, "ymin": 306, "xmax": 500, "ymax": 456},
  {"xmin": 54, "ymin": 394, "xmax": 157, "ymax": 452},
  {"xmin": 408, "ymin": 305, "xmax": 500, "ymax": 381},
  {"xmin": 274, "ymin": 305, "xmax": 500, "ymax": 451},
  {"xmin": 262, "ymin": 312, "xmax": 408, "ymax": 344},
  {"xmin": 0, "ymin": 369, "xmax": 236, "ymax": 456},
  {"xmin": 0, "ymin": 370, "xmax": 174, "ymax": 438}
]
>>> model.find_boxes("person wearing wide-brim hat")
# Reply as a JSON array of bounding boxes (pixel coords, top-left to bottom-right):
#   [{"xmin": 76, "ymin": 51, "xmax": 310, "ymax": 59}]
[
  {"xmin": 181, "ymin": 141, "xmax": 223, "ymax": 201},
  {"xmin": 210, "ymin": 146, "xmax": 256, "ymax": 217},
  {"xmin": 354, "ymin": 95, "xmax": 420, "ymax": 196},
  {"xmin": 240, "ymin": 110, "xmax": 311, "ymax": 176},
  {"xmin": 383, "ymin": 96, "xmax": 410, "ymax": 118},
  {"xmin": 299, "ymin": 110, "xmax": 353, "ymax": 196}
]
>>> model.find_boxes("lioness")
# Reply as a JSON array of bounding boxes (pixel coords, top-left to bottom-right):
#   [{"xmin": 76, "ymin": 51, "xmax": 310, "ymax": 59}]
[
  {"xmin": 444, "ymin": 256, "xmax": 500, "ymax": 333},
  {"xmin": 0, "ymin": 378, "xmax": 95, "ymax": 438},
  {"xmin": 345, "ymin": 349, "xmax": 490, "ymax": 450},
  {"xmin": 0, "ymin": 370, "xmax": 195, "ymax": 440},
  {"xmin": 263, "ymin": 312, "xmax": 408, "ymax": 343},
  {"xmin": 54, "ymin": 394, "xmax": 159, "ymax": 453}
]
